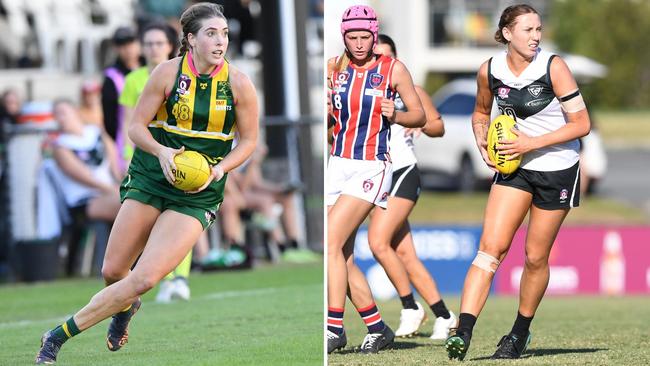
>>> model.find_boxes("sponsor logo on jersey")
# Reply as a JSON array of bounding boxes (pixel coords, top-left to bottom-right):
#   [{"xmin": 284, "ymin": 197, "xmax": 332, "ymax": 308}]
[
  {"xmin": 364, "ymin": 89, "xmax": 383, "ymax": 97},
  {"xmin": 525, "ymin": 98, "xmax": 552, "ymax": 108},
  {"xmin": 380, "ymin": 192, "xmax": 388, "ymax": 201},
  {"xmin": 215, "ymin": 99, "xmax": 232, "ymax": 111},
  {"xmin": 199, "ymin": 82, "xmax": 208, "ymax": 90},
  {"xmin": 528, "ymin": 84, "xmax": 543, "ymax": 97},
  {"xmin": 177, "ymin": 74, "xmax": 192, "ymax": 95},
  {"xmin": 369, "ymin": 73, "xmax": 384, "ymax": 88},
  {"xmin": 498, "ymin": 87, "xmax": 511, "ymax": 99},
  {"xmin": 216, "ymin": 81, "xmax": 233, "ymax": 99},
  {"xmin": 560, "ymin": 188, "xmax": 569, "ymax": 202},
  {"xmin": 362, "ymin": 179, "xmax": 374, "ymax": 193}
]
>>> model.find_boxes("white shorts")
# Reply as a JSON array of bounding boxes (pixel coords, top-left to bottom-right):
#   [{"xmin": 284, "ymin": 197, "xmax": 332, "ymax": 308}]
[{"xmin": 326, "ymin": 155, "xmax": 392, "ymax": 208}]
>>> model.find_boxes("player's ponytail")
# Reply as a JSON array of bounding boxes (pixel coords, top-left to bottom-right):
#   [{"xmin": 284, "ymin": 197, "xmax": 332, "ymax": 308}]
[
  {"xmin": 336, "ymin": 51, "xmax": 350, "ymax": 72},
  {"xmin": 179, "ymin": 37, "xmax": 190, "ymax": 56}
]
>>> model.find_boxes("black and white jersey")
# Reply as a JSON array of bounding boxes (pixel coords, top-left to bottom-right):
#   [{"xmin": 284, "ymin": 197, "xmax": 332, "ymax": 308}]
[
  {"xmin": 389, "ymin": 94, "xmax": 417, "ymax": 170},
  {"xmin": 488, "ymin": 48, "xmax": 579, "ymax": 171}
]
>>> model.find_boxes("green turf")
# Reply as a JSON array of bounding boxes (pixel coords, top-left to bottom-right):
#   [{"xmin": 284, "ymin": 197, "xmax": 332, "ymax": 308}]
[
  {"xmin": 328, "ymin": 296, "xmax": 650, "ymax": 365},
  {"xmin": 0, "ymin": 262, "xmax": 323, "ymax": 365},
  {"xmin": 408, "ymin": 192, "xmax": 650, "ymax": 225},
  {"xmin": 595, "ymin": 110, "xmax": 650, "ymax": 148}
]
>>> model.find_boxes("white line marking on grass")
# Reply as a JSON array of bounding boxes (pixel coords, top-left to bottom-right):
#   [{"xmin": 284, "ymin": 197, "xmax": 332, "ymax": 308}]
[
  {"xmin": 0, "ymin": 283, "xmax": 320, "ymax": 329},
  {"xmin": 201, "ymin": 287, "xmax": 279, "ymax": 300}
]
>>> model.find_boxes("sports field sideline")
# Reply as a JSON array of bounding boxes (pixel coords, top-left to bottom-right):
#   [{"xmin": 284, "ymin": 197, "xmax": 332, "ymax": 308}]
[{"xmin": 0, "ymin": 263, "xmax": 323, "ymax": 365}]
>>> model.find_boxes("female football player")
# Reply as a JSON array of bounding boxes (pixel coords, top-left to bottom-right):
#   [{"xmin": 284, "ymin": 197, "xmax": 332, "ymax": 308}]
[
  {"xmin": 326, "ymin": 5, "xmax": 425, "ymax": 354},
  {"xmin": 355, "ymin": 33, "xmax": 456, "ymax": 340},
  {"xmin": 445, "ymin": 4, "xmax": 590, "ymax": 361},
  {"xmin": 118, "ymin": 22, "xmax": 197, "ymax": 303},
  {"xmin": 36, "ymin": 3, "xmax": 259, "ymax": 363}
]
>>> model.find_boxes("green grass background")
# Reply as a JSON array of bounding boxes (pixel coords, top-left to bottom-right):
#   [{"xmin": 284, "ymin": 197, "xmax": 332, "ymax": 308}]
[
  {"xmin": 329, "ymin": 296, "xmax": 650, "ymax": 365},
  {"xmin": 0, "ymin": 263, "xmax": 323, "ymax": 365}
]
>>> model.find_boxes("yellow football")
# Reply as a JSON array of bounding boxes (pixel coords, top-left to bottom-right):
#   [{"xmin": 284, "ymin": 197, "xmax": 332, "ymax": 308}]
[
  {"xmin": 487, "ymin": 114, "xmax": 522, "ymax": 174},
  {"xmin": 172, "ymin": 150, "xmax": 211, "ymax": 191}
]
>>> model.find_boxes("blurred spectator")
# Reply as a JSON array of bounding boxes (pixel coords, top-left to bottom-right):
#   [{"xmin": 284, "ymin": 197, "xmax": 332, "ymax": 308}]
[
  {"xmin": 219, "ymin": 177, "xmax": 247, "ymax": 247},
  {"xmin": 49, "ymin": 99, "xmax": 121, "ymax": 221},
  {"xmin": 37, "ymin": 100, "xmax": 122, "ymax": 275},
  {"xmin": 223, "ymin": 143, "xmax": 316, "ymax": 262},
  {"xmin": 0, "ymin": 88, "xmax": 22, "ymax": 125},
  {"xmin": 101, "ymin": 26, "xmax": 143, "ymax": 171},
  {"xmin": 119, "ymin": 22, "xmax": 177, "ymax": 168},
  {"xmin": 79, "ymin": 80, "xmax": 104, "ymax": 127}
]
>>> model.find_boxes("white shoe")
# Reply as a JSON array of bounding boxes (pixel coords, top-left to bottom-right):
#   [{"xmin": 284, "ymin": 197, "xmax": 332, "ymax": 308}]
[
  {"xmin": 171, "ymin": 278, "xmax": 191, "ymax": 301},
  {"xmin": 430, "ymin": 310, "xmax": 457, "ymax": 340},
  {"xmin": 155, "ymin": 280, "xmax": 174, "ymax": 303},
  {"xmin": 394, "ymin": 301, "xmax": 427, "ymax": 337}
]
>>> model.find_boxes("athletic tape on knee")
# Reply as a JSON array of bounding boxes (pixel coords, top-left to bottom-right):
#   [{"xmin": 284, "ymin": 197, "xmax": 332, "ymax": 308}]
[{"xmin": 472, "ymin": 251, "xmax": 500, "ymax": 273}]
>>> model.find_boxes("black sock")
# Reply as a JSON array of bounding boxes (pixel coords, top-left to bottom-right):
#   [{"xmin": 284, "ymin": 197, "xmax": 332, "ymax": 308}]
[
  {"xmin": 510, "ymin": 312, "xmax": 533, "ymax": 338},
  {"xmin": 457, "ymin": 313, "xmax": 477, "ymax": 337},
  {"xmin": 430, "ymin": 300, "xmax": 451, "ymax": 319},
  {"xmin": 399, "ymin": 293, "xmax": 418, "ymax": 310}
]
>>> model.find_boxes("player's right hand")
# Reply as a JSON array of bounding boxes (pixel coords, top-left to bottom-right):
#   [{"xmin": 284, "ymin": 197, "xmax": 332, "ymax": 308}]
[
  {"xmin": 477, "ymin": 137, "xmax": 497, "ymax": 171},
  {"xmin": 157, "ymin": 145, "xmax": 185, "ymax": 184}
]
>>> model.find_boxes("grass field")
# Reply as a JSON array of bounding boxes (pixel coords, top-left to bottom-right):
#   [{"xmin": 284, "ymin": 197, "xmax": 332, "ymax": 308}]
[
  {"xmin": 595, "ymin": 110, "xmax": 650, "ymax": 148},
  {"xmin": 328, "ymin": 296, "xmax": 650, "ymax": 365},
  {"xmin": 0, "ymin": 262, "xmax": 323, "ymax": 366},
  {"xmin": 408, "ymin": 192, "xmax": 650, "ymax": 225}
]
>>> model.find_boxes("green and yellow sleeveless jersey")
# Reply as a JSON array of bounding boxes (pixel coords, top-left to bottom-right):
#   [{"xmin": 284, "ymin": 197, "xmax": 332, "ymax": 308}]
[{"xmin": 122, "ymin": 52, "xmax": 236, "ymax": 209}]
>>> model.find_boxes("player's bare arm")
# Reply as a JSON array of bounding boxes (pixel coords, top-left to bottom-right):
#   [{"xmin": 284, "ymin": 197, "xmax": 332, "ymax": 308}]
[
  {"xmin": 473, "ymin": 61, "xmax": 495, "ymax": 168},
  {"xmin": 389, "ymin": 60, "xmax": 425, "ymax": 127}
]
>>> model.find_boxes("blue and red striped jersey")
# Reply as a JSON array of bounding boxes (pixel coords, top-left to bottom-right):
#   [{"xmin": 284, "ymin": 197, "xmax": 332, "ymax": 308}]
[{"xmin": 330, "ymin": 54, "xmax": 396, "ymax": 161}]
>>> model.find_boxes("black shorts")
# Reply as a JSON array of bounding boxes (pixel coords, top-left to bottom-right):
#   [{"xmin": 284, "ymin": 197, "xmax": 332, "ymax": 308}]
[
  {"xmin": 494, "ymin": 161, "xmax": 580, "ymax": 210},
  {"xmin": 390, "ymin": 164, "xmax": 421, "ymax": 202}
]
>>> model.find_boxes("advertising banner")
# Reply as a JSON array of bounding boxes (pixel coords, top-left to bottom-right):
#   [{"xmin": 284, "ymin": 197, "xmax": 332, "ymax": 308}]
[
  {"xmin": 355, "ymin": 226, "xmax": 650, "ymax": 298},
  {"xmin": 496, "ymin": 226, "xmax": 650, "ymax": 295},
  {"xmin": 353, "ymin": 226, "xmax": 486, "ymax": 300}
]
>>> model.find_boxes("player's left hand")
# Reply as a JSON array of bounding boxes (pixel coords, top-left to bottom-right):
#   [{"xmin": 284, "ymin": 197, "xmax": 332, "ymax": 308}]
[
  {"xmin": 404, "ymin": 127, "xmax": 423, "ymax": 138},
  {"xmin": 497, "ymin": 128, "xmax": 536, "ymax": 160},
  {"xmin": 187, "ymin": 164, "xmax": 225, "ymax": 194},
  {"xmin": 381, "ymin": 98, "xmax": 396, "ymax": 122}
]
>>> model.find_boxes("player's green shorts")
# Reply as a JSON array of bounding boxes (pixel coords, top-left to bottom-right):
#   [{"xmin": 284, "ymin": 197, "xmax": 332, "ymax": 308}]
[{"xmin": 120, "ymin": 187, "xmax": 219, "ymax": 229}]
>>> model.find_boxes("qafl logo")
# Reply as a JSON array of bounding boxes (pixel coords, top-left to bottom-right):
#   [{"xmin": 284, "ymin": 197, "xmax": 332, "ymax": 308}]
[
  {"xmin": 498, "ymin": 87, "xmax": 510, "ymax": 99},
  {"xmin": 560, "ymin": 188, "xmax": 568, "ymax": 201},
  {"xmin": 362, "ymin": 179, "xmax": 374, "ymax": 193},
  {"xmin": 337, "ymin": 71, "xmax": 349, "ymax": 84}
]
